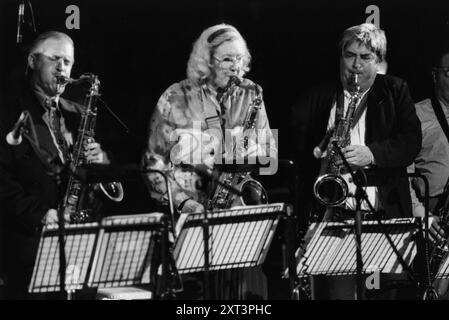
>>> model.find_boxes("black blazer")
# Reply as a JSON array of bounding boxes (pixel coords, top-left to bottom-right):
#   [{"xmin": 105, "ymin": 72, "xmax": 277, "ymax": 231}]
[
  {"xmin": 291, "ymin": 74, "xmax": 422, "ymax": 219},
  {"xmin": 0, "ymin": 85, "xmax": 82, "ymax": 232},
  {"xmin": 0, "ymin": 84, "xmax": 83, "ymax": 294}
]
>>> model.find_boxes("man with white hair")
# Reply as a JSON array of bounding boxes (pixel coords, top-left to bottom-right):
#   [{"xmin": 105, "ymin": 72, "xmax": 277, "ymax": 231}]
[{"xmin": 0, "ymin": 31, "xmax": 109, "ymax": 299}]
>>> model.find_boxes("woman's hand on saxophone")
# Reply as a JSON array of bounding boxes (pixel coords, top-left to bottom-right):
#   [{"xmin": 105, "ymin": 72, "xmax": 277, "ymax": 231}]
[
  {"xmin": 85, "ymin": 141, "xmax": 110, "ymax": 164},
  {"xmin": 240, "ymin": 136, "xmax": 267, "ymax": 159},
  {"xmin": 41, "ymin": 208, "xmax": 71, "ymax": 225}
]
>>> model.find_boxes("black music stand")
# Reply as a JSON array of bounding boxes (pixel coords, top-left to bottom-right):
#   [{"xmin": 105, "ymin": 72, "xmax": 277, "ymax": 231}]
[
  {"xmin": 28, "ymin": 222, "xmax": 100, "ymax": 296},
  {"xmin": 295, "ymin": 218, "xmax": 419, "ymax": 299},
  {"xmin": 29, "ymin": 213, "xmax": 164, "ymax": 299},
  {"xmin": 296, "ymin": 218, "xmax": 418, "ymax": 276},
  {"xmin": 173, "ymin": 204, "xmax": 285, "ymax": 274},
  {"xmin": 87, "ymin": 213, "xmax": 163, "ymax": 290},
  {"xmin": 435, "ymin": 254, "xmax": 449, "ymax": 280}
]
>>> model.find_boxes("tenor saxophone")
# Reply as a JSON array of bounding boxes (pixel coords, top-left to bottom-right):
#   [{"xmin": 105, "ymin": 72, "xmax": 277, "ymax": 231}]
[
  {"xmin": 208, "ymin": 80, "xmax": 268, "ymax": 210},
  {"xmin": 58, "ymin": 74, "xmax": 124, "ymax": 223},
  {"xmin": 313, "ymin": 73, "xmax": 361, "ymax": 207}
]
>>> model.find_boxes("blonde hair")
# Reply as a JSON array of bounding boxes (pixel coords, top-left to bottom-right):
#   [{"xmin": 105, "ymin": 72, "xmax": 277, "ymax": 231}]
[{"xmin": 186, "ymin": 24, "xmax": 251, "ymax": 84}]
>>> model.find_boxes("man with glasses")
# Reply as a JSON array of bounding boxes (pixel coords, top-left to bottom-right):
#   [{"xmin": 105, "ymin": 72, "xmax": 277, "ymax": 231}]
[
  {"xmin": 291, "ymin": 23, "xmax": 421, "ymax": 299},
  {"xmin": 411, "ymin": 45, "xmax": 449, "ymax": 218},
  {"xmin": 409, "ymin": 44, "xmax": 449, "ymax": 299},
  {"xmin": 0, "ymin": 31, "xmax": 109, "ymax": 299},
  {"xmin": 142, "ymin": 24, "xmax": 277, "ymax": 299}
]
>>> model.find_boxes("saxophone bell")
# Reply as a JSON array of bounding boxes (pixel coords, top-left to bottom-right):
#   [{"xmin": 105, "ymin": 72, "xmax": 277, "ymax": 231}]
[
  {"xmin": 313, "ymin": 173, "xmax": 349, "ymax": 207},
  {"xmin": 97, "ymin": 182, "xmax": 124, "ymax": 202}
]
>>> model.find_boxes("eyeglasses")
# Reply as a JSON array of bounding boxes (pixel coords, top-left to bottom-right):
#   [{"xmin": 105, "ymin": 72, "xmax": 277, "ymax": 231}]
[
  {"xmin": 213, "ymin": 55, "xmax": 245, "ymax": 69},
  {"xmin": 434, "ymin": 67, "xmax": 449, "ymax": 77}
]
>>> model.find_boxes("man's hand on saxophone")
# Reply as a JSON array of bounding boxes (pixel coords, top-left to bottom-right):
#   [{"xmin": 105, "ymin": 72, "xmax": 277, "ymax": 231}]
[{"xmin": 335, "ymin": 144, "xmax": 375, "ymax": 168}]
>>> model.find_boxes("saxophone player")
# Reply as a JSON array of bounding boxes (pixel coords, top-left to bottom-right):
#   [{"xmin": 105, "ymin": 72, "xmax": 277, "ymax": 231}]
[
  {"xmin": 290, "ymin": 23, "xmax": 421, "ymax": 299},
  {"xmin": 0, "ymin": 31, "xmax": 109, "ymax": 299},
  {"xmin": 142, "ymin": 24, "xmax": 277, "ymax": 299},
  {"xmin": 408, "ymin": 43, "xmax": 449, "ymax": 299}
]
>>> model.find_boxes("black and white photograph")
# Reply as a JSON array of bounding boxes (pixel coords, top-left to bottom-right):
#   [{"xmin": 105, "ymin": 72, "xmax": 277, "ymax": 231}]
[{"xmin": 1, "ymin": 0, "xmax": 449, "ymax": 305}]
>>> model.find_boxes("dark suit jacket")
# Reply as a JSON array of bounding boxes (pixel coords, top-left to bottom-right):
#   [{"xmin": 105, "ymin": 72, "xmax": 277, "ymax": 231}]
[
  {"xmin": 0, "ymin": 83, "xmax": 82, "ymax": 294},
  {"xmin": 291, "ymin": 74, "xmax": 422, "ymax": 221}
]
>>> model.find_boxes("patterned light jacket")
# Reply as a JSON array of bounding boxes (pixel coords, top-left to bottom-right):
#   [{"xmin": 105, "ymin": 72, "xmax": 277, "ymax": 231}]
[{"xmin": 142, "ymin": 77, "xmax": 277, "ymax": 211}]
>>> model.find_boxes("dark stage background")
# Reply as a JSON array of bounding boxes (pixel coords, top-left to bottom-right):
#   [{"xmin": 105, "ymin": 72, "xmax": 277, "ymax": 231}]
[{"xmin": 1, "ymin": 0, "xmax": 449, "ymax": 215}]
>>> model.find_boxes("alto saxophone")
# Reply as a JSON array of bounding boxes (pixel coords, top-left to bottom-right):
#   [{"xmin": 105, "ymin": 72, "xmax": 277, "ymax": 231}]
[
  {"xmin": 208, "ymin": 80, "xmax": 268, "ymax": 210},
  {"xmin": 313, "ymin": 73, "xmax": 361, "ymax": 207},
  {"xmin": 58, "ymin": 74, "xmax": 124, "ymax": 223}
]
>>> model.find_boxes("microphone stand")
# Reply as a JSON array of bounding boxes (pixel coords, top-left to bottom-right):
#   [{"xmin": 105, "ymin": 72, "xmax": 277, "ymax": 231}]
[
  {"xmin": 331, "ymin": 142, "xmax": 366, "ymax": 299},
  {"xmin": 278, "ymin": 160, "xmax": 300, "ymax": 299},
  {"xmin": 408, "ymin": 173, "xmax": 436, "ymax": 300},
  {"xmin": 180, "ymin": 163, "xmax": 243, "ymax": 300},
  {"xmin": 18, "ymin": 119, "xmax": 71, "ymax": 299},
  {"xmin": 142, "ymin": 168, "xmax": 178, "ymax": 300},
  {"xmin": 201, "ymin": 201, "xmax": 211, "ymax": 300}
]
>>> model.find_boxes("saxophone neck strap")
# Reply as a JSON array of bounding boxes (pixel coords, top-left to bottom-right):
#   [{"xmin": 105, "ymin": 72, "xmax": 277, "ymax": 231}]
[
  {"xmin": 431, "ymin": 95, "xmax": 449, "ymax": 145},
  {"xmin": 200, "ymin": 84, "xmax": 224, "ymax": 144},
  {"xmin": 335, "ymin": 90, "xmax": 369, "ymax": 129}
]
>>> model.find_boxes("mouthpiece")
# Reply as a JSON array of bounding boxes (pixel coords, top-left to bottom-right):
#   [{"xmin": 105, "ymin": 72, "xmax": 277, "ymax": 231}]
[
  {"xmin": 56, "ymin": 74, "xmax": 97, "ymax": 86},
  {"xmin": 228, "ymin": 75, "xmax": 242, "ymax": 88},
  {"xmin": 55, "ymin": 75, "xmax": 71, "ymax": 85}
]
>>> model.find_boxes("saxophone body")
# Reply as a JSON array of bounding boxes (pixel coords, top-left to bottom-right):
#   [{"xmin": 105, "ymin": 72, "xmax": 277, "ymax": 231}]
[
  {"xmin": 208, "ymin": 81, "xmax": 268, "ymax": 210},
  {"xmin": 313, "ymin": 73, "xmax": 361, "ymax": 207},
  {"xmin": 59, "ymin": 74, "xmax": 124, "ymax": 223}
]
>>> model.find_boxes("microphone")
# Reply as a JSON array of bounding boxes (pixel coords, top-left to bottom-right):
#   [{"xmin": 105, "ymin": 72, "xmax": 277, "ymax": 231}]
[
  {"xmin": 6, "ymin": 111, "xmax": 30, "ymax": 146},
  {"xmin": 16, "ymin": 1, "xmax": 25, "ymax": 44},
  {"xmin": 179, "ymin": 163, "xmax": 242, "ymax": 196},
  {"xmin": 313, "ymin": 127, "xmax": 334, "ymax": 158}
]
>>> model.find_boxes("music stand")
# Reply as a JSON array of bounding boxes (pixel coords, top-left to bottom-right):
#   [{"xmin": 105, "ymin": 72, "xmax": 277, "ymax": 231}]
[
  {"xmin": 29, "ymin": 222, "xmax": 100, "ymax": 294},
  {"xmin": 87, "ymin": 213, "xmax": 163, "ymax": 289},
  {"xmin": 435, "ymin": 254, "xmax": 449, "ymax": 279},
  {"xmin": 296, "ymin": 218, "xmax": 418, "ymax": 277},
  {"xmin": 174, "ymin": 203, "xmax": 285, "ymax": 274}
]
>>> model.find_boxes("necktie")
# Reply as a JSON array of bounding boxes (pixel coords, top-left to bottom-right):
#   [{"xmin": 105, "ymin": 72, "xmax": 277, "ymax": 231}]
[{"xmin": 48, "ymin": 99, "xmax": 69, "ymax": 163}]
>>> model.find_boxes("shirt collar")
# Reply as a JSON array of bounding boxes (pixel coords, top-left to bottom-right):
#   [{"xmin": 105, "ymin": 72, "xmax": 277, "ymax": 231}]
[
  {"xmin": 32, "ymin": 87, "xmax": 60, "ymax": 112},
  {"xmin": 343, "ymin": 87, "xmax": 370, "ymax": 101},
  {"xmin": 439, "ymin": 97, "xmax": 449, "ymax": 111}
]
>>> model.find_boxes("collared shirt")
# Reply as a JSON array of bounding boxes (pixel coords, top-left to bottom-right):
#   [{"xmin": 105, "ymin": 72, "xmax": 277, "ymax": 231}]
[
  {"xmin": 144, "ymin": 78, "xmax": 277, "ymax": 208},
  {"xmin": 33, "ymin": 90, "xmax": 73, "ymax": 163},
  {"xmin": 325, "ymin": 89, "xmax": 380, "ymax": 211},
  {"xmin": 410, "ymin": 98, "xmax": 449, "ymax": 216}
]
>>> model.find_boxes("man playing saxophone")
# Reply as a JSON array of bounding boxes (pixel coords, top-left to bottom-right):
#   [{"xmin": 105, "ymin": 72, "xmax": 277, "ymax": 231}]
[
  {"xmin": 142, "ymin": 24, "xmax": 277, "ymax": 299},
  {"xmin": 291, "ymin": 23, "xmax": 421, "ymax": 299},
  {"xmin": 292, "ymin": 23, "xmax": 421, "ymax": 224},
  {"xmin": 409, "ymin": 42, "xmax": 449, "ymax": 298},
  {"xmin": 0, "ymin": 31, "xmax": 109, "ymax": 299}
]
